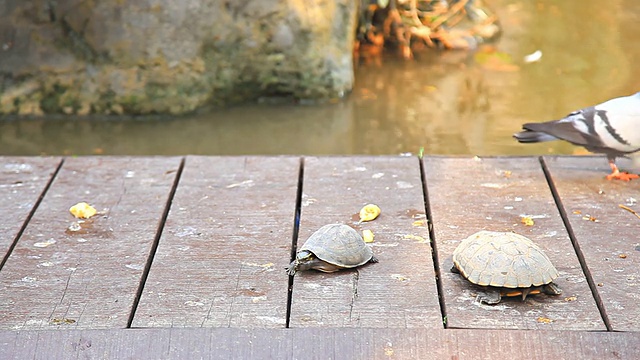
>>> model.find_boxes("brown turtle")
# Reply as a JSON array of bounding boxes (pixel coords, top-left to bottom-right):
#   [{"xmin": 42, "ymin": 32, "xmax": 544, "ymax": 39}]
[
  {"xmin": 286, "ymin": 224, "xmax": 378, "ymax": 276},
  {"xmin": 451, "ymin": 231, "xmax": 562, "ymax": 304}
]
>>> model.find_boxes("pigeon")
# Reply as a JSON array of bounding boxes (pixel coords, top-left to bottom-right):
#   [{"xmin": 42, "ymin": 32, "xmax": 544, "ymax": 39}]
[{"xmin": 513, "ymin": 92, "xmax": 640, "ymax": 181}]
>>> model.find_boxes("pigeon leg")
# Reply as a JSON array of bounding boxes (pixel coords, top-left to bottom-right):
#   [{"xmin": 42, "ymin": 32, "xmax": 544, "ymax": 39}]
[{"xmin": 606, "ymin": 159, "xmax": 639, "ymax": 181}]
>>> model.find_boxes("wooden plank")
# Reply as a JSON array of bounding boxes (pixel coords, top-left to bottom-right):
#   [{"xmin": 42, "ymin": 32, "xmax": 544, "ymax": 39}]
[
  {"xmin": 424, "ymin": 157, "xmax": 605, "ymax": 330},
  {"xmin": 0, "ymin": 157, "xmax": 61, "ymax": 258},
  {"xmin": 289, "ymin": 156, "xmax": 442, "ymax": 328},
  {"xmin": 0, "ymin": 328, "xmax": 638, "ymax": 359},
  {"xmin": 543, "ymin": 156, "xmax": 640, "ymax": 331},
  {"xmin": 132, "ymin": 156, "xmax": 299, "ymax": 327},
  {"xmin": 0, "ymin": 157, "xmax": 181, "ymax": 330}
]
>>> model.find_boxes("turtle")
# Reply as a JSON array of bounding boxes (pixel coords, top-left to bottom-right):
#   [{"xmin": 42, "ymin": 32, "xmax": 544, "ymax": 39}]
[
  {"xmin": 286, "ymin": 223, "xmax": 378, "ymax": 276},
  {"xmin": 451, "ymin": 230, "xmax": 562, "ymax": 305}
]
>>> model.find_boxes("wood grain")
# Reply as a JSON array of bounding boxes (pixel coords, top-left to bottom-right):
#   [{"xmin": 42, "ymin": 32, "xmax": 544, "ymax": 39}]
[
  {"xmin": 0, "ymin": 157, "xmax": 61, "ymax": 260},
  {"xmin": 543, "ymin": 155, "xmax": 640, "ymax": 331},
  {"xmin": 289, "ymin": 156, "xmax": 442, "ymax": 328},
  {"xmin": 0, "ymin": 157, "xmax": 181, "ymax": 330},
  {"xmin": 132, "ymin": 156, "xmax": 299, "ymax": 327},
  {"xmin": 424, "ymin": 156, "xmax": 605, "ymax": 330},
  {"xmin": 0, "ymin": 328, "xmax": 636, "ymax": 359}
]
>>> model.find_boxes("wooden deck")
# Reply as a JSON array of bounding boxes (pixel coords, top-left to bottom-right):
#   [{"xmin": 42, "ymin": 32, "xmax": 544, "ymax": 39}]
[{"xmin": 0, "ymin": 155, "xmax": 639, "ymax": 359}]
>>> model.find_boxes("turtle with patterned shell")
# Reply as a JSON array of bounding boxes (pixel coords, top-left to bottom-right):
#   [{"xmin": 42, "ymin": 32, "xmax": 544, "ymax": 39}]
[
  {"xmin": 286, "ymin": 224, "xmax": 378, "ymax": 276},
  {"xmin": 451, "ymin": 231, "xmax": 562, "ymax": 304}
]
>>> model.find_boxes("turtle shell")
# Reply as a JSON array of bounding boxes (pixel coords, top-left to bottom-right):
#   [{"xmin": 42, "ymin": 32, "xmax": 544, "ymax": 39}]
[
  {"xmin": 300, "ymin": 224, "xmax": 374, "ymax": 268},
  {"xmin": 452, "ymin": 231, "xmax": 559, "ymax": 288}
]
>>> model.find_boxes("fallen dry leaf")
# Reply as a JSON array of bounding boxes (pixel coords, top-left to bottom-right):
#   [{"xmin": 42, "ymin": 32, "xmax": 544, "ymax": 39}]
[{"xmin": 619, "ymin": 204, "xmax": 640, "ymax": 221}]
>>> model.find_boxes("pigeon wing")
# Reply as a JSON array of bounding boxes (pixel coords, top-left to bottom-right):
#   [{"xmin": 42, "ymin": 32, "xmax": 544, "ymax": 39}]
[
  {"xmin": 591, "ymin": 92, "xmax": 640, "ymax": 152},
  {"xmin": 514, "ymin": 92, "xmax": 640, "ymax": 157},
  {"xmin": 521, "ymin": 113, "xmax": 605, "ymax": 148}
]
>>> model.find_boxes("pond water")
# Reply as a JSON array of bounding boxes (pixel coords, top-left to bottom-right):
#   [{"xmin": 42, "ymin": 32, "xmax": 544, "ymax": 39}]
[{"xmin": 1, "ymin": 0, "xmax": 639, "ymax": 156}]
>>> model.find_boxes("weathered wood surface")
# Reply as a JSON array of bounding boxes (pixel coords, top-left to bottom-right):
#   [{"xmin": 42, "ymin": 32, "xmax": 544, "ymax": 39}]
[
  {"xmin": 1, "ymin": 155, "xmax": 639, "ymax": 357},
  {"xmin": 288, "ymin": 157, "xmax": 442, "ymax": 328},
  {"xmin": 0, "ymin": 157, "xmax": 181, "ymax": 330},
  {"xmin": 543, "ymin": 156, "xmax": 640, "ymax": 331},
  {"xmin": 0, "ymin": 157, "xmax": 61, "ymax": 262},
  {"xmin": 424, "ymin": 157, "xmax": 605, "ymax": 330},
  {"xmin": 133, "ymin": 156, "xmax": 299, "ymax": 327},
  {"xmin": 0, "ymin": 327, "xmax": 637, "ymax": 360}
]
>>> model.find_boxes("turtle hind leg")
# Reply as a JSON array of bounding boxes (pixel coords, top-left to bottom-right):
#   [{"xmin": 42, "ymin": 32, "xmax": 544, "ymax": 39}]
[
  {"xmin": 542, "ymin": 282, "xmax": 562, "ymax": 295},
  {"xmin": 476, "ymin": 290, "xmax": 502, "ymax": 305},
  {"xmin": 369, "ymin": 255, "xmax": 379, "ymax": 264}
]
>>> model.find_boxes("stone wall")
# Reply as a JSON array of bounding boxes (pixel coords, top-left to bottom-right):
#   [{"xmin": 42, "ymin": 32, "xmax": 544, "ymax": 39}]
[{"xmin": 0, "ymin": 0, "xmax": 358, "ymax": 115}]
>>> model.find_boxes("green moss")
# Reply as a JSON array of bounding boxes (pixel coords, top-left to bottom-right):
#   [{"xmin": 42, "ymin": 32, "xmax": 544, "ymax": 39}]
[
  {"xmin": 118, "ymin": 94, "xmax": 142, "ymax": 112},
  {"xmin": 39, "ymin": 84, "xmax": 66, "ymax": 113}
]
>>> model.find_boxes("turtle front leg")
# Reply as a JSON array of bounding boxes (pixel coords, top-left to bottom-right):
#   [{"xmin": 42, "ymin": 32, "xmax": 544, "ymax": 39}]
[{"xmin": 285, "ymin": 260, "xmax": 299, "ymax": 276}]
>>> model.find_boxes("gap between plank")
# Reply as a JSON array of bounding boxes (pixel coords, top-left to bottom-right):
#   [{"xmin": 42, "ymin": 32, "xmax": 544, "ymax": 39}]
[
  {"xmin": 419, "ymin": 157, "xmax": 448, "ymax": 329},
  {"xmin": 0, "ymin": 158, "xmax": 64, "ymax": 272},
  {"xmin": 285, "ymin": 157, "xmax": 304, "ymax": 328},
  {"xmin": 127, "ymin": 157, "xmax": 186, "ymax": 328},
  {"xmin": 538, "ymin": 156, "xmax": 613, "ymax": 331}
]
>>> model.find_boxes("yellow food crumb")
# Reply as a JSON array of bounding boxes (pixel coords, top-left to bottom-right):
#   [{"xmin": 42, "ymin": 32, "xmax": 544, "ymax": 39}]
[
  {"xmin": 412, "ymin": 220, "xmax": 426, "ymax": 227},
  {"xmin": 69, "ymin": 202, "xmax": 97, "ymax": 219},
  {"xmin": 362, "ymin": 229, "xmax": 375, "ymax": 243},
  {"xmin": 536, "ymin": 316, "xmax": 553, "ymax": 324},
  {"xmin": 391, "ymin": 274, "xmax": 409, "ymax": 282},
  {"xmin": 520, "ymin": 216, "xmax": 534, "ymax": 226},
  {"xmin": 403, "ymin": 234, "xmax": 428, "ymax": 243},
  {"xmin": 383, "ymin": 343, "xmax": 394, "ymax": 356},
  {"xmin": 359, "ymin": 204, "xmax": 381, "ymax": 222}
]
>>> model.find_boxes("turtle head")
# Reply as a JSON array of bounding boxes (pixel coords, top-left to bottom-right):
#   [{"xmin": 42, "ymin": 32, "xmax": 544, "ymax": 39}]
[
  {"xmin": 285, "ymin": 250, "xmax": 317, "ymax": 276},
  {"xmin": 295, "ymin": 250, "xmax": 314, "ymax": 262}
]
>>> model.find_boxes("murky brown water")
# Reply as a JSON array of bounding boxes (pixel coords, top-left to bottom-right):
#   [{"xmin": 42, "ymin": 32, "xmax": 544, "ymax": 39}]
[{"xmin": 1, "ymin": 0, "xmax": 639, "ymax": 156}]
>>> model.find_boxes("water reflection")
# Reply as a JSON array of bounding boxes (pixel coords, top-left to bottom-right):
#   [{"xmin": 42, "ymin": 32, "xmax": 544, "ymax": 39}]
[{"xmin": 0, "ymin": 0, "xmax": 639, "ymax": 156}]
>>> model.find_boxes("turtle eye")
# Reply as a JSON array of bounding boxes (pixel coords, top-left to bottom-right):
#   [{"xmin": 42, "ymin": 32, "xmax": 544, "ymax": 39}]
[{"xmin": 568, "ymin": 110, "xmax": 581, "ymax": 116}]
